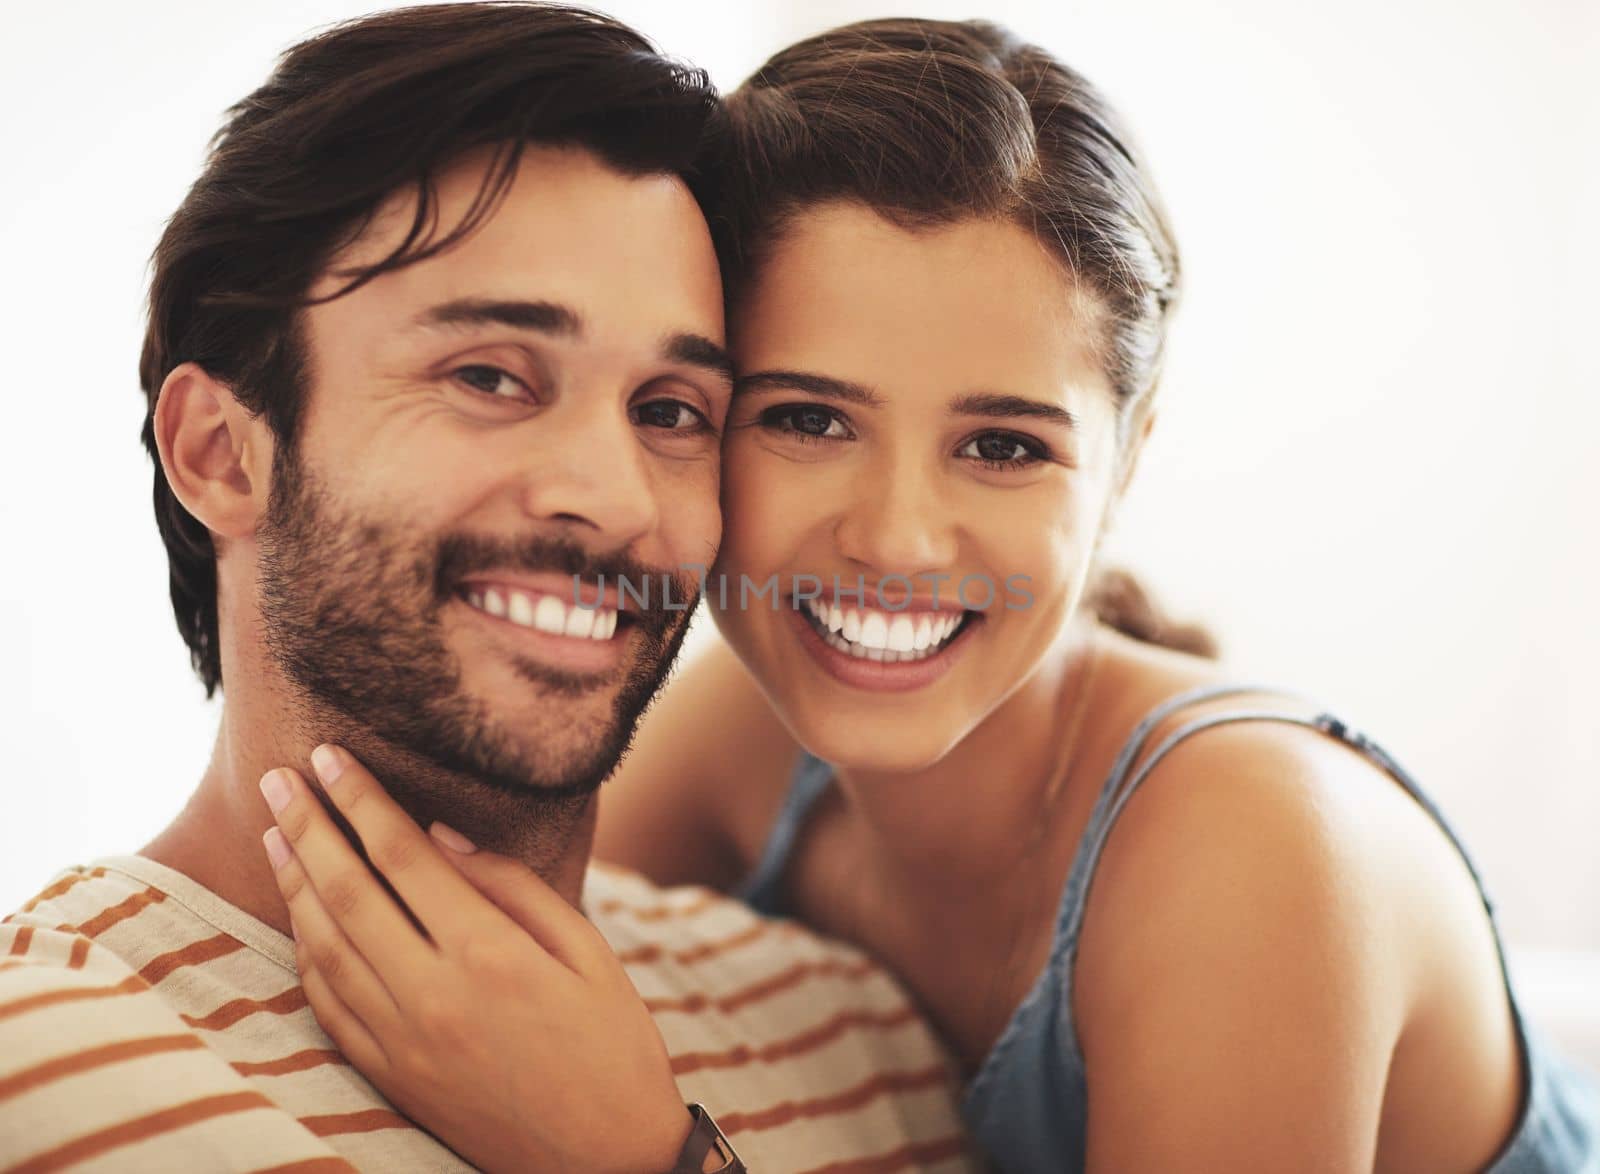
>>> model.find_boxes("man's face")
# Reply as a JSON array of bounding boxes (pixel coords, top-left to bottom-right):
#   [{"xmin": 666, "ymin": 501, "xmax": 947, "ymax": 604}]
[{"xmin": 257, "ymin": 145, "xmax": 728, "ymax": 799}]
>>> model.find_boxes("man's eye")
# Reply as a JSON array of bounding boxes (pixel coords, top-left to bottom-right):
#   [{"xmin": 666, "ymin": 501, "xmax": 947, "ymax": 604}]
[
  {"xmin": 760, "ymin": 404, "xmax": 850, "ymax": 440},
  {"xmin": 454, "ymin": 365, "xmax": 530, "ymax": 401},
  {"xmin": 634, "ymin": 399, "xmax": 708, "ymax": 432}
]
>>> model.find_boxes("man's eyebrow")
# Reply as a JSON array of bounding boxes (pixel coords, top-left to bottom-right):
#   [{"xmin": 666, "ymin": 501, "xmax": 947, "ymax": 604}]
[
  {"xmin": 413, "ymin": 298, "xmax": 582, "ymax": 336},
  {"xmin": 948, "ymin": 392, "xmax": 1077, "ymax": 430},
  {"xmin": 733, "ymin": 370, "xmax": 885, "ymax": 408},
  {"xmin": 662, "ymin": 332, "xmax": 734, "ymax": 384}
]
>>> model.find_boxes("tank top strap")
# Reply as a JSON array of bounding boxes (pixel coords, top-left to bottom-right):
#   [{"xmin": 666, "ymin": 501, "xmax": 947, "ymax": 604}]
[
  {"xmin": 1052, "ymin": 686, "xmax": 1499, "ymax": 965},
  {"xmin": 735, "ymin": 750, "xmax": 834, "ymax": 917}
]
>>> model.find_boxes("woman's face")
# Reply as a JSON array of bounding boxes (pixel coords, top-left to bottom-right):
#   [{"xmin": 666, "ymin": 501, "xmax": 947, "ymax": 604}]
[{"xmin": 713, "ymin": 205, "xmax": 1127, "ymax": 772}]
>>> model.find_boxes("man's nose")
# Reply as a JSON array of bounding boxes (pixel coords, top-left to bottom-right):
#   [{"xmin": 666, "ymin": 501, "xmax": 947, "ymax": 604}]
[{"xmin": 518, "ymin": 402, "xmax": 658, "ymax": 546}]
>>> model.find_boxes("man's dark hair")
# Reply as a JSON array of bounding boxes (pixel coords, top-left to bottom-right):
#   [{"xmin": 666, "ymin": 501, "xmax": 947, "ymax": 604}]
[{"xmin": 139, "ymin": 2, "xmax": 719, "ymax": 697}]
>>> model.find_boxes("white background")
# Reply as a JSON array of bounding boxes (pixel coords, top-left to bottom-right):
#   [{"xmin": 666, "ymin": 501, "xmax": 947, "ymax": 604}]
[{"xmin": 1, "ymin": 0, "xmax": 1595, "ymax": 966}]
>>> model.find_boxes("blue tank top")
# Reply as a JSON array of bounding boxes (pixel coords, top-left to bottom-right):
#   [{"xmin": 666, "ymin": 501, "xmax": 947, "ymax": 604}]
[{"xmin": 737, "ymin": 684, "xmax": 1599, "ymax": 1172}]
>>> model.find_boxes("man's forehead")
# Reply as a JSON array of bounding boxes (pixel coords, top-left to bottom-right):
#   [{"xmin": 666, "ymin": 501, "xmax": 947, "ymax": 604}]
[
  {"xmin": 310, "ymin": 145, "xmax": 724, "ymax": 352},
  {"xmin": 331, "ymin": 143, "xmax": 709, "ymax": 272}
]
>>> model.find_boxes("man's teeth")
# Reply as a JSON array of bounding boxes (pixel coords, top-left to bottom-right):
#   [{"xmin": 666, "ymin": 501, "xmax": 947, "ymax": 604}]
[
  {"xmin": 804, "ymin": 599, "xmax": 964, "ymax": 662},
  {"xmin": 465, "ymin": 587, "xmax": 618, "ymax": 640}
]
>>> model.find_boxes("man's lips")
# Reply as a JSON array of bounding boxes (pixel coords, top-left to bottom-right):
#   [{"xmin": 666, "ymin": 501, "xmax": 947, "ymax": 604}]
[
  {"xmin": 458, "ymin": 572, "xmax": 623, "ymax": 612},
  {"xmin": 456, "ymin": 579, "xmax": 624, "ymax": 642}
]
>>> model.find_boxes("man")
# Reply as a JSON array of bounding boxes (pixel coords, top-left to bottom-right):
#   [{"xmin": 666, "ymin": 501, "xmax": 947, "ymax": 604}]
[{"xmin": 0, "ymin": 5, "xmax": 973, "ymax": 1171}]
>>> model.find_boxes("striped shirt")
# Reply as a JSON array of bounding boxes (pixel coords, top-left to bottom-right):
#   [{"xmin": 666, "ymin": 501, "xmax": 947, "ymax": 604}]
[{"xmin": 0, "ymin": 855, "xmax": 978, "ymax": 1173}]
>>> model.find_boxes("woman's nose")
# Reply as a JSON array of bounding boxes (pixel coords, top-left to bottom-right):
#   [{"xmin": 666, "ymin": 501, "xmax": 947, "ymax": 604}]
[{"xmin": 832, "ymin": 456, "xmax": 958, "ymax": 578}]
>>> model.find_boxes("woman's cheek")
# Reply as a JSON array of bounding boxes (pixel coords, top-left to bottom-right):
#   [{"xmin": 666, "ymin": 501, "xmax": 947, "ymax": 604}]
[{"xmin": 719, "ymin": 447, "xmax": 814, "ymax": 570}]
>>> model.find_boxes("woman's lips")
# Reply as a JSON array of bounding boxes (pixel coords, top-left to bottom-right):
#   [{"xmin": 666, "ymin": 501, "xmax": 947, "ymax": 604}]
[{"xmin": 786, "ymin": 599, "xmax": 980, "ymax": 693}]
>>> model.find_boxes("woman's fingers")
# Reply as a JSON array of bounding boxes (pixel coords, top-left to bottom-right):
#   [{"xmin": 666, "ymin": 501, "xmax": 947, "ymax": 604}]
[
  {"xmin": 263, "ymin": 824, "xmax": 404, "ymax": 1037},
  {"xmin": 260, "ymin": 766, "xmax": 433, "ymax": 975},
  {"xmin": 428, "ymin": 822, "xmax": 613, "ymax": 977},
  {"xmin": 303, "ymin": 745, "xmax": 520, "ymax": 952},
  {"xmin": 293, "ymin": 922, "xmax": 391, "ymax": 1078}
]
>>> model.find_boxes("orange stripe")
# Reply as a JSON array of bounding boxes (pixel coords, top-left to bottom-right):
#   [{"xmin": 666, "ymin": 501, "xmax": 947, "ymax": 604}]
[
  {"xmin": 182, "ymin": 983, "xmax": 308, "ymax": 1032},
  {"xmin": 615, "ymin": 920, "xmax": 787, "ymax": 967},
  {"xmin": 298, "ymin": 1107, "xmax": 412, "ymax": 1138},
  {"xmin": 66, "ymin": 937, "xmax": 91, "ymax": 970},
  {"xmin": 591, "ymin": 890, "xmax": 723, "ymax": 921},
  {"xmin": 8, "ymin": 925, "xmax": 34, "ymax": 956},
  {"xmin": 232, "ymin": 1047, "xmax": 349, "ymax": 1078},
  {"xmin": 0, "ymin": 972, "xmax": 148, "ymax": 1023},
  {"xmin": 19, "ymin": 868, "xmax": 106, "ymax": 914},
  {"xmin": 670, "ymin": 1006, "xmax": 920, "ymax": 1076},
  {"xmin": 9, "ymin": 1089, "xmax": 276, "ymax": 1173},
  {"xmin": 796, "ymin": 1135, "xmax": 975, "ymax": 1174},
  {"xmin": 716, "ymin": 1065, "xmax": 957, "ymax": 1135},
  {"xmin": 140, "ymin": 931, "xmax": 246, "ymax": 985},
  {"xmin": 249, "ymin": 1160, "xmax": 359, "ymax": 1173},
  {"xmin": 644, "ymin": 956, "xmax": 880, "ymax": 1016},
  {"xmin": 0, "ymin": 1033, "xmax": 207, "ymax": 1103},
  {"xmin": 62, "ymin": 886, "xmax": 167, "ymax": 939}
]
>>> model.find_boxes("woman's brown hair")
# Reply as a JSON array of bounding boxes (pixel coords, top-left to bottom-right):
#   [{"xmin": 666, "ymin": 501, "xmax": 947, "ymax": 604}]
[{"xmin": 713, "ymin": 18, "xmax": 1216, "ymax": 657}]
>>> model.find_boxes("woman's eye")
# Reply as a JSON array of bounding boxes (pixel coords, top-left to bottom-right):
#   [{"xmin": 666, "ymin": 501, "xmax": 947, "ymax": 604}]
[
  {"xmin": 454, "ymin": 364, "xmax": 530, "ymax": 401},
  {"xmin": 633, "ymin": 399, "xmax": 708, "ymax": 432},
  {"xmin": 759, "ymin": 404, "xmax": 851, "ymax": 440},
  {"xmin": 960, "ymin": 431, "xmax": 1047, "ymax": 468}
]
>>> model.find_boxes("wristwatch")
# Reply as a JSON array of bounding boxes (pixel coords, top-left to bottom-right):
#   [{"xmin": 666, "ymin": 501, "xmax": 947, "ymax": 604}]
[{"xmin": 668, "ymin": 1103, "xmax": 745, "ymax": 1173}]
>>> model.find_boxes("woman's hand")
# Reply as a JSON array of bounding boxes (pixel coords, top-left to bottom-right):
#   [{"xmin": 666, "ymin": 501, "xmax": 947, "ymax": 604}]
[{"xmin": 256, "ymin": 745, "xmax": 695, "ymax": 1174}]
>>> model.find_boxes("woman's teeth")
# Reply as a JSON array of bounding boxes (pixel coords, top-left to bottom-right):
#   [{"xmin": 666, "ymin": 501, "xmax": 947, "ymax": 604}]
[
  {"xmin": 465, "ymin": 587, "xmax": 618, "ymax": 640},
  {"xmin": 804, "ymin": 598, "xmax": 966, "ymax": 662}
]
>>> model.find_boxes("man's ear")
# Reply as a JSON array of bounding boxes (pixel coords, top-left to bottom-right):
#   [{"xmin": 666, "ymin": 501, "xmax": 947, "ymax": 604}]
[{"xmin": 153, "ymin": 362, "xmax": 274, "ymax": 540}]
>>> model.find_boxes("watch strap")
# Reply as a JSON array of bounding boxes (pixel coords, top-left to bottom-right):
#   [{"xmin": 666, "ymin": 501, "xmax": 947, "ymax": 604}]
[{"xmin": 669, "ymin": 1103, "xmax": 744, "ymax": 1173}]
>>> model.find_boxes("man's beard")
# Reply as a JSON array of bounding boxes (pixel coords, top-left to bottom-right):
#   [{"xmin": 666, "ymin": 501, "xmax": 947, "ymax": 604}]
[{"xmin": 255, "ymin": 444, "xmax": 697, "ymax": 821}]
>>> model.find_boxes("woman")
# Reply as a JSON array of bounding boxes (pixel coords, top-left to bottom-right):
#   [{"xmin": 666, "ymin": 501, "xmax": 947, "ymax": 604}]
[{"xmin": 261, "ymin": 18, "xmax": 1597, "ymax": 1172}]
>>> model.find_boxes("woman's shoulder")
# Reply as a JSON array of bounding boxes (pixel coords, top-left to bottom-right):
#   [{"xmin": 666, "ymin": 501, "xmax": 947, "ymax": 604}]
[
  {"xmin": 1085, "ymin": 628, "xmax": 1433, "ymax": 833},
  {"xmin": 1067, "ymin": 635, "xmax": 1527, "ymax": 1172},
  {"xmin": 1082, "ymin": 630, "xmax": 1510, "ymax": 1030},
  {"xmin": 1078, "ymin": 635, "xmax": 1447, "ymax": 985},
  {"xmin": 596, "ymin": 634, "xmax": 804, "ymax": 888}
]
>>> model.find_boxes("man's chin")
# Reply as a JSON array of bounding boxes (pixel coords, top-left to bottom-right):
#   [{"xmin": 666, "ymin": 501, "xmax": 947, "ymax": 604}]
[{"xmin": 432, "ymin": 678, "xmax": 635, "ymax": 789}]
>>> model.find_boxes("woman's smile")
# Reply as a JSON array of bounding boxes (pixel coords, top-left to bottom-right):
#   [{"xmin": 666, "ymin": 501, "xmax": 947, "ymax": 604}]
[{"xmin": 785, "ymin": 590, "xmax": 985, "ymax": 692}]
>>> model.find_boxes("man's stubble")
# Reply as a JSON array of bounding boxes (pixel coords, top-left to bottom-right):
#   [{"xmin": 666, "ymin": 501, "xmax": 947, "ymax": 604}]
[{"xmin": 253, "ymin": 437, "xmax": 698, "ymax": 861}]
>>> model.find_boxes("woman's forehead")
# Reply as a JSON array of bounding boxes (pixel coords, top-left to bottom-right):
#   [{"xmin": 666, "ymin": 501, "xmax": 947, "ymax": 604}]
[{"xmin": 730, "ymin": 205, "xmax": 1112, "ymax": 409}]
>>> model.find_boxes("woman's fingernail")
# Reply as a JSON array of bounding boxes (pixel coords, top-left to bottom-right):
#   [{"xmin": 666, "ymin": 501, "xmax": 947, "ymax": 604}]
[
  {"xmin": 259, "ymin": 770, "xmax": 292, "ymax": 815},
  {"xmin": 263, "ymin": 826, "xmax": 292, "ymax": 870},
  {"xmin": 429, "ymin": 821, "xmax": 477, "ymax": 854},
  {"xmin": 311, "ymin": 744, "xmax": 345, "ymax": 788}
]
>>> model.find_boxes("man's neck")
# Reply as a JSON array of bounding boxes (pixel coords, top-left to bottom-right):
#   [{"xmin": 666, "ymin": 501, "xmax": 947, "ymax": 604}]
[{"xmin": 140, "ymin": 671, "xmax": 597, "ymax": 938}]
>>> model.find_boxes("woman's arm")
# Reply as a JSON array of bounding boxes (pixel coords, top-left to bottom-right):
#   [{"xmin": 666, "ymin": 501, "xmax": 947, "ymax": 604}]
[
  {"xmin": 596, "ymin": 634, "xmax": 799, "ymax": 892},
  {"xmin": 1073, "ymin": 722, "xmax": 1417, "ymax": 1173},
  {"xmin": 259, "ymin": 749, "xmax": 701, "ymax": 1174}
]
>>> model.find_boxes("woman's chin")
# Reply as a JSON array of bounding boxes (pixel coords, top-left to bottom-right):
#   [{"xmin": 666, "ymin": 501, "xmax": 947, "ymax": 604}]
[{"xmin": 792, "ymin": 715, "xmax": 968, "ymax": 777}]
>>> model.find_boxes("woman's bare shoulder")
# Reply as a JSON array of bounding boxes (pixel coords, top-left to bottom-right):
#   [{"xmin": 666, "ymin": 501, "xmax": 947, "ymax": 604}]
[
  {"xmin": 1070, "ymin": 653, "xmax": 1520, "ymax": 1170},
  {"xmin": 595, "ymin": 633, "xmax": 803, "ymax": 889}
]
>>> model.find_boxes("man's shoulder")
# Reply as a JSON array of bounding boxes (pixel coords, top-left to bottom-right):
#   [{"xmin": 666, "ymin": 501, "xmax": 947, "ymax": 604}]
[
  {"xmin": 0, "ymin": 906, "xmax": 305, "ymax": 1169},
  {"xmin": 2, "ymin": 862, "xmax": 162, "ymax": 996},
  {"xmin": 0, "ymin": 863, "xmax": 363, "ymax": 1172},
  {"xmin": 584, "ymin": 863, "xmax": 980, "ymax": 1172}
]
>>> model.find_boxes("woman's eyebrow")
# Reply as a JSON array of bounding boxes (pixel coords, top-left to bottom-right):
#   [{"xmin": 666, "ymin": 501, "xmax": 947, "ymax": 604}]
[
  {"xmin": 734, "ymin": 370, "xmax": 885, "ymax": 407},
  {"xmin": 948, "ymin": 392, "xmax": 1076, "ymax": 430}
]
